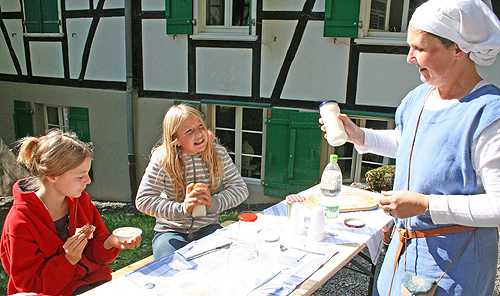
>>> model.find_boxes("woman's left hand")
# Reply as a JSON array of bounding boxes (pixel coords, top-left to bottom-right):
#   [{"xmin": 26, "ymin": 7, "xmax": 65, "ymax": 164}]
[
  {"xmin": 378, "ymin": 190, "xmax": 429, "ymax": 218},
  {"xmin": 104, "ymin": 234, "xmax": 142, "ymax": 250}
]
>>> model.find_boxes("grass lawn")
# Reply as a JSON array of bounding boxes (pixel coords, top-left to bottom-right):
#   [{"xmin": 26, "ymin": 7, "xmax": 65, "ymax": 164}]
[{"xmin": 0, "ymin": 210, "xmax": 241, "ymax": 295}]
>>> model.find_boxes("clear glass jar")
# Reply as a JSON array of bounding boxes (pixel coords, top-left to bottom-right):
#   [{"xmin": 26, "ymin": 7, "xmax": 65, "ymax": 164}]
[
  {"xmin": 238, "ymin": 212, "xmax": 258, "ymax": 245},
  {"xmin": 258, "ymin": 231, "xmax": 280, "ymax": 278},
  {"xmin": 226, "ymin": 243, "xmax": 258, "ymax": 294}
]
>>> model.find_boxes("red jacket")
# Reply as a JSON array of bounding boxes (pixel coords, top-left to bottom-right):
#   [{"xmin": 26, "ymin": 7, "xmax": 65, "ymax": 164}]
[{"xmin": 0, "ymin": 179, "xmax": 120, "ymax": 295}]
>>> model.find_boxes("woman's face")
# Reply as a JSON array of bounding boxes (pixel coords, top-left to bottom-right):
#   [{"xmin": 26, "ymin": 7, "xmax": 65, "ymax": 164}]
[
  {"xmin": 407, "ymin": 27, "xmax": 459, "ymax": 87},
  {"xmin": 174, "ymin": 116, "xmax": 209, "ymax": 156},
  {"xmin": 51, "ymin": 157, "xmax": 92, "ymax": 198}
]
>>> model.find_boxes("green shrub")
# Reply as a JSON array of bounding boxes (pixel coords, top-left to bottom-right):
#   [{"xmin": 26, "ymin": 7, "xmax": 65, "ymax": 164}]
[{"xmin": 365, "ymin": 165, "xmax": 396, "ymax": 192}]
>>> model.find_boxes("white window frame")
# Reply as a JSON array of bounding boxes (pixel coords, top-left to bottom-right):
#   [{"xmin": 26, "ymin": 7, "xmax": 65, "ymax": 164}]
[
  {"xmin": 357, "ymin": 0, "xmax": 493, "ymax": 45},
  {"xmin": 327, "ymin": 116, "xmax": 395, "ymax": 184},
  {"xmin": 191, "ymin": 0, "xmax": 257, "ymax": 40},
  {"xmin": 357, "ymin": 0, "xmax": 416, "ymax": 45},
  {"xmin": 209, "ymin": 105, "xmax": 266, "ymax": 184},
  {"xmin": 44, "ymin": 105, "xmax": 69, "ymax": 131},
  {"xmin": 22, "ymin": 0, "xmax": 64, "ymax": 37}
]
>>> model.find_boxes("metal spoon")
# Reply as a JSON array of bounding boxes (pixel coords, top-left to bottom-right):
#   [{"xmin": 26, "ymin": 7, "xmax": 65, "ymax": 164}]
[{"xmin": 279, "ymin": 244, "xmax": 325, "ymax": 255}]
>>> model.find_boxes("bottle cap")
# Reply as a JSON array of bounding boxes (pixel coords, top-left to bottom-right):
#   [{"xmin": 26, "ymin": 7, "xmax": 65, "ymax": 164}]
[
  {"xmin": 319, "ymin": 100, "xmax": 338, "ymax": 110},
  {"xmin": 329, "ymin": 154, "xmax": 338, "ymax": 162},
  {"xmin": 239, "ymin": 212, "xmax": 258, "ymax": 222}
]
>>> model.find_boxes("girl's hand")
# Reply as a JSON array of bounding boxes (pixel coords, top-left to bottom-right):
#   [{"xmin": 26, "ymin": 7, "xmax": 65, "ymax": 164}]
[
  {"xmin": 185, "ymin": 183, "xmax": 212, "ymax": 213},
  {"xmin": 378, "ymin": 190, "xmax": 429, "ymax": 218},
  {"xmin": 104, "ymin": 234, "xmax": 142, "ymax": 250},
  {"xmin": 319, "ymin": 114, "xmax": 365, "ymax": 148},
  {"xmin": 64, "ymin": 232, "xmax": 88, "ymax": 265}
]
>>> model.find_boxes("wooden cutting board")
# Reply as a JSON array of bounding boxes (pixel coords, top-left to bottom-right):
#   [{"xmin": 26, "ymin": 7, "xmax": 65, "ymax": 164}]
[{"xmin": 303, "ymin": 190, "xmax": 380, "ymax": 212}]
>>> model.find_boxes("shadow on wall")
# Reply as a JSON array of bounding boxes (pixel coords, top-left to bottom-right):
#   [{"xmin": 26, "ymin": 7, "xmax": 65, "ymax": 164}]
[{"xmin": 0, "ymin": 138, "xmax": 29, "ymax": 197}]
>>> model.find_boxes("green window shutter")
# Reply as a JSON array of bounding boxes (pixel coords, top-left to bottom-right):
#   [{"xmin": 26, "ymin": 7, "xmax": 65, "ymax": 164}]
[
  {"xmin": 41, "ymin": 0, "xmax": 59, "ymax": 33},
  {"xmin": 68, "ymin": 107, "xmax": 92, "ymax": 179},
  {"xmin": 264, "ymin": 109, "xmax": 322, "ymax": 198},
  {"xmin": 245, "ymin": 0, "xmax": 251, "ymax": 35},
  {"xmin": 324, "ymin": 0, "xmax": 360, "ymax": 38},
  {"xmin": 24, "ymin": 0, "xmax": 43, "ymax": 33},
  {"xmin": 264, "ymin": 109, "xmax": 292, "ymax": 197},
  {"xmin": 68, "ymin": 107, "xmax": 90, "ymax": 143},
  {"xmin": 13, "ymin": 100, "xmax": 33, "ymax": 140},
  {"xmin": 166, "ymin": 0, "xmax": 193, "ymax": 34}
]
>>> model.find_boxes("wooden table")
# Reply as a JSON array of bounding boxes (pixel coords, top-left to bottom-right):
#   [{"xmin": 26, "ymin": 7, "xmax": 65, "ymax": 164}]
[{"xmin": 83, "ymin": 186, "xmax": 391, "ymax": 296}]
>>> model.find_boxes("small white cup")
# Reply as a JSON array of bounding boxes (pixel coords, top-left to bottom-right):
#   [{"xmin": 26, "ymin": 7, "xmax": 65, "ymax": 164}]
[
  {"xmin": 289, "ymin": 203, "xmax": 305, "ymax": 235},
  {"xmin": 307, "ymin": 206, "xmax": 326, "ymax": 242}
]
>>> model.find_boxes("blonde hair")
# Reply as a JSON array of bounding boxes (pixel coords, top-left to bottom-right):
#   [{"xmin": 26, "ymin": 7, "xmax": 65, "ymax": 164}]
[
  {"xmin": 16, "ymin": 129, "xmax": 93, "ymax": 190},
  {"xmin": 155, "ymin": 104, "xmax": 224, "ymax": 202}
]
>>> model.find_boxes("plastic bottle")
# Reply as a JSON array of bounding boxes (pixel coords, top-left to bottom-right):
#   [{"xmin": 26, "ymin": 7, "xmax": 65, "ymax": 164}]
[
  {"xmin": 319, "ymin": 100, "xmax": 348, "ymax": 147},
  {"xmin": 319, "ymin": 154, "xmax": 342, "ymax": 220}
]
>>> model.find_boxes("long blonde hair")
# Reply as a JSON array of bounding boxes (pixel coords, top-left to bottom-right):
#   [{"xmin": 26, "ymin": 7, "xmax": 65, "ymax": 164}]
[
  {"xmin": 155, "ymin": 104, "xmax": 224, "ymax": 202},
  {"xmin": 16, "ymin": 129, "xmax": 93, "ymax": 191}
]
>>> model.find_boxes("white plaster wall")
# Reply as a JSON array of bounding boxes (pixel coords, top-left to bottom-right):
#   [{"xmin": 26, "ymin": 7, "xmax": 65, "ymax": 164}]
[
  {"xmin": 263, "ymin": 0, "xmax": 307, "ymax": 11},
  {"xmin": 65, "ymin": 0, "xmax": 89, "ymax": 10},
  {"xmin": 478, "ymin": 61, "xmax": 500, "ymax": 87},
  {"xmin": 30, "ymin": 42, "xmax": 65, "ymax": 78},
  {"xmin": 357, "ymin": 53, "xmax": 421, "ymax": 108},
  {"xmin": 103, "ymin": 0, "xmax": 124, "ymax": 9},
  {"xmin": 85, "ymin": 17, "xmax": 126, "ymax": 82},
  {"xmin": 142, "ymin": 20, "xmax": 189, "ymax": 92},
  {"xmin": 133, "ymin": 98, "xmax": 174, "ymax": 180},
  {"xmin": 4, "ymin": 20, "xmax": 26, "ymax": 75},
  {"xmin": 0, "ymin": 82, "xmax": 130, "ymax": 201},
  {"xmin": 282, "ymin": 21, "xmax": 349, "ymax": 104},
  {"xmin": 196, "ymin": 47, "xmax": 252, "ymax": 96},
  {"xmin": 0, "ymin": 0, "xmax": 20, "ymax": 11},
  {"xmin": 67, "ymin": 18, "xmax": 92, "ymax": 79},
  {"xmin": 142, "ymin": 0, "xmax": 165, "ymax": 10},
  {"xmin": 313, "ymin": 0, "xmax": 326, "ymax": 12},
  {"xmin": 0, "ymin": 21, "xmax": 18, "ymax": 74},
  {"xmin": 260, "ymin": 20, "xmax": 297, "ymax": 98}
]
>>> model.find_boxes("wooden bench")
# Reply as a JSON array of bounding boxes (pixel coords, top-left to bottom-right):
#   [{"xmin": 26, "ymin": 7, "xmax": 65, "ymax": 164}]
[{"xmin": 111, "ymin": 220, "xmax": 237, "ymax": 279}]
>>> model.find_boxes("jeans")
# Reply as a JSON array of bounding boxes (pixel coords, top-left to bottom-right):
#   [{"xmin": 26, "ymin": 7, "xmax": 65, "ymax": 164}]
[{"xmin": 152, "ymin": 223, "xmax": 222, "ymax": 260}]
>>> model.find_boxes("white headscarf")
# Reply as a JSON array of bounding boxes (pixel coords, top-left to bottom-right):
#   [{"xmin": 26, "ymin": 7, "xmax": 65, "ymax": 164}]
[{"xmin": 410, "ymin": 0, "xmax": 500, "ymax": 66}]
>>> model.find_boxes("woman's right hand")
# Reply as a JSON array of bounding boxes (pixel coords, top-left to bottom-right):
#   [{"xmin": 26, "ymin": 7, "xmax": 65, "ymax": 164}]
[
  {"xmin": 63, "ymin": 232, "xmax": 88, "ymax": 265},
  {"xmin": 319, "ymin": 113, "xmax": 365, "ymax": 148}
]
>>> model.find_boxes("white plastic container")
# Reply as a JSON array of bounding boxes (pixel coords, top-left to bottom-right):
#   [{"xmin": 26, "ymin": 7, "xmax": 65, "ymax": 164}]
[
  {"xmin": 319, "ymin": 100, "xmax": 348, "ymax": 146},
  {"xmin": 238, "ymin": 212, "xmax": 259, "ymax": 245},
  {"xmin": 192, "ymin": 205, "xmax": 207, "ymax": 218}
]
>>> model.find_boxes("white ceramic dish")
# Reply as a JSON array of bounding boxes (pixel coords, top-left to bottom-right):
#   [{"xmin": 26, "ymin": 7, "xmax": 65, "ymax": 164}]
[
  {"xmin": 172, "ymin": 270, "xmax": 210, "ymax": 296},
  {"xmin": 112, "ymin": 227, "xmax": 142, "ymax": 243}
]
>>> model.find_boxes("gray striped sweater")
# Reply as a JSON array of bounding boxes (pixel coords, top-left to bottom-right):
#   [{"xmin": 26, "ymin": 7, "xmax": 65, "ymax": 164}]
[{"xmin": 135, "ymin": 145, "xmax": 249, "ymax": 233}]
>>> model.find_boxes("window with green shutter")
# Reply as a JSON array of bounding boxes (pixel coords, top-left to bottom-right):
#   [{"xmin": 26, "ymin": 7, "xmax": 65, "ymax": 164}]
[
  {"xmin": 263, "ymin": 108, "xmax": 322, "ymax": 198},
  {"xmin": 23, "ymin": 0, "xmax": 61, "ymax": 34},
  {"xmin": 166, "ymin": 0, "xmax": 256, "ymax": 38},
  {"xmin": 166, "ymin": 0, "xmax": 193, "ymax": 34},
  {"xmin": 324, "ymin": 0, "xmax": 361, "ymax": 38},
  {"xmin": 13, "ymin": 100, "xmax": 34, "ymax": 140},
  {"xmin": 68, "ymin": 107, "xmax": 91, "ymax": 143}
]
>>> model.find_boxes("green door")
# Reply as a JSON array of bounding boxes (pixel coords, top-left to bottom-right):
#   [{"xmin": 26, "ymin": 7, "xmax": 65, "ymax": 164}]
[
  {"xmin": 264, "ymin": 108, "xmax": 322, "ymax": 197},
  {"xmin": 13, "ymin": 100, "xmax": 33, "ymax": 140}
]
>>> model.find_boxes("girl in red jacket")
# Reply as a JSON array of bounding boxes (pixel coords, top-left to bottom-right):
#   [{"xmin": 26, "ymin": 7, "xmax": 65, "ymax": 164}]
[{"xmin": 0, "ymin": 129, "xmax": 141, "ymax": 296}]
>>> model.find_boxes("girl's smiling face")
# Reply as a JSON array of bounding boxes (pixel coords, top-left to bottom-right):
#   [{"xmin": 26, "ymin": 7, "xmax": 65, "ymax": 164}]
[{"xmin": 174, "ymin": 116, "xmax": 209, "ymax": 156}]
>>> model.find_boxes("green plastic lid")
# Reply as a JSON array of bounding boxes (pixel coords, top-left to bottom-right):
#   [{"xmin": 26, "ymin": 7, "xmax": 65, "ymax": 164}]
[{"xmin": 329, "ymin": 154, "xmax": 338, "ymax": 162}]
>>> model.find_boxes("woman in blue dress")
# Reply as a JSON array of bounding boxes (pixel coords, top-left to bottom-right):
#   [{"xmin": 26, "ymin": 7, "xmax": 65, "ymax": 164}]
[{"xmin": 322, "ymin": 0, "xmax": 500, "ymax": 295}]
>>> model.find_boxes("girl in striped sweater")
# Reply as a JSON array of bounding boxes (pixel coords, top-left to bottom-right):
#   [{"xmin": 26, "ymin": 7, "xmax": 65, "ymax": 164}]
[{"xmin": 136, "ymin": 104, "xmax": 249, "ymax": 259}]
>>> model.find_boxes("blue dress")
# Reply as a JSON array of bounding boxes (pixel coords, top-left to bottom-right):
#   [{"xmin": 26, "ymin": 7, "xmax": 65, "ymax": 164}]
[{"xmin": 375, "ymin": 84, "xmax": 500, "ymax": 296}]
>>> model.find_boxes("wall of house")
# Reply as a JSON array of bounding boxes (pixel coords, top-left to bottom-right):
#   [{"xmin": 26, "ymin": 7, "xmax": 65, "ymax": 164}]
[{"xmin": 0, "ymin": 81, "xmax": 131, "ymax": 201}]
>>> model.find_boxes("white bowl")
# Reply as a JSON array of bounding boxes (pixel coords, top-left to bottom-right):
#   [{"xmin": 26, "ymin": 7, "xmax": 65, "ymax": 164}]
[{"xmin": 112, "ymin": 227, "xmax": 142, "ymax": 243}]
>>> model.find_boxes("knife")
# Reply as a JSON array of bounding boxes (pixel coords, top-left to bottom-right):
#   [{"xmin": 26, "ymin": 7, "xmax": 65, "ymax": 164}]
[{"xmin": 186, "ymin": 242, "xmax": 232, "ymax": 261}]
